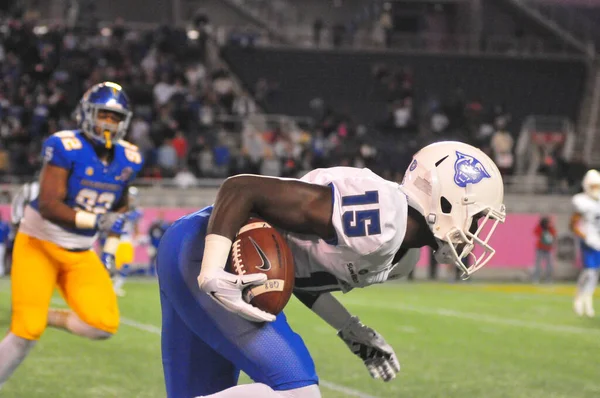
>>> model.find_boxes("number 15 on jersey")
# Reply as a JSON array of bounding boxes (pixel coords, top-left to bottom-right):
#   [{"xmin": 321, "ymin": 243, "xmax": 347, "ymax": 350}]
[{"xmin": 341, "ymin": 191, "xmax": 381, "ymax": 237}]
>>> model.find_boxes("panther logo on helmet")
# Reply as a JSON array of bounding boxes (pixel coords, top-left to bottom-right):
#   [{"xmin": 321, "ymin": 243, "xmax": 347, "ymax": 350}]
[{"xmin": 453, "ymin": 151, "xmax": 491, "ymax": 188}]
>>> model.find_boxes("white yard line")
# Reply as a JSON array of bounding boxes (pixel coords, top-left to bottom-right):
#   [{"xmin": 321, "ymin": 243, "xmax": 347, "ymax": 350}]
[
  {"xmin": 119, "ymin": 317, "xmax": 162, "ymax": 334},
  {"xmin": 318, "ymin": 381, "xmax": 380, "ymax": 398},
  {"xmin": 343, "ymin": 300, "xmax": 600, "ymax": 336},
  {"xmin": 2, "ymin": 288, "xmax": 597, "ymax": 337}
]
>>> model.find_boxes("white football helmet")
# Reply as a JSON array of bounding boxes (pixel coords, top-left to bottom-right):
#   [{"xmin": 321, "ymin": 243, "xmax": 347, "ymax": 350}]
[
  {"xmin": 400, "ymin": 141, "xmax": 506, "ymax": 277},
  {"xmin": 582, "ymin": 169, "xmax": 600, "ymax": 200},
  {"xmin": 128, "ymin": 186, "xmax": 139, "ymax": 207}
]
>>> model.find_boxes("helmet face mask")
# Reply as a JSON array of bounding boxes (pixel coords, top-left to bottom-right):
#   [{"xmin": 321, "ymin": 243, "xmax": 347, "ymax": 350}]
[
  {"xmin": 401, "ymin": 141, "xmax": 506, "ymax": 278},
  {"xmin": 76, "ymin": 82, "xmax": 132, "ymax": 149},
  {"xmin": 434, "ymin": 206, "xmax": 505, "ymax": 278}
]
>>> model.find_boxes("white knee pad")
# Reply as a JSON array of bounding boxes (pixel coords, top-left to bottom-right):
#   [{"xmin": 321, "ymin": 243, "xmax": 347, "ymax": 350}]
[{"xmin": 277, "ymin": 385, "xmax": 321, "ymax": 398}]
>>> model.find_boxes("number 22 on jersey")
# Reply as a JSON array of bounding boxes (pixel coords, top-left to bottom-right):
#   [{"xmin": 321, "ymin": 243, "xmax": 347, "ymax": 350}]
[
  {"xmin": 341, "ymin": 191, "xmax": 381, "ymax": 237},
  {"xmin": 75, "ymin": 188, "xmax": 116, "ymax": 214}
]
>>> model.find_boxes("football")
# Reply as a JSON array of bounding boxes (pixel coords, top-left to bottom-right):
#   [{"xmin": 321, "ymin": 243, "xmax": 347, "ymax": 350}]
[{"xmin": 229, "ymin": 218, "xmax": 295, "ymax": 316}]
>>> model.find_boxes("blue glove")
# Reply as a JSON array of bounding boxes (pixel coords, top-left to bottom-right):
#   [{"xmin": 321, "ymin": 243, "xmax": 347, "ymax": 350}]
[
  {"xmin": 101, "ymin": 251, "xmax": 116, "ymax": 275},
  {"xmin": 109, "ymin": 214, "xmax": 127, "ymax": 235}
]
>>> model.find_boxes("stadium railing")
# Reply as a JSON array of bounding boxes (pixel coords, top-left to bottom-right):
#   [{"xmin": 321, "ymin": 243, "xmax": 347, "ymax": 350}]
[{"xmin": 215, "ymin": 25, "xmax": 584, "ymax": 58}]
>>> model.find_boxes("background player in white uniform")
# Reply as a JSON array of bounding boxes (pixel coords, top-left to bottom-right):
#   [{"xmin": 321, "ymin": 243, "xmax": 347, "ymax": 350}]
[
  {"xmin": 0, "ymin": 214, "xmax": 9, "ymax": 277},
  {"xmin": 112, "ymin": 186, "xmax": 143, "ymax": 296},
  {"xmin": 570, "ymin": 169, "xmax": 600, "ymax": 317},
  {"xmin": 7, "ymin": 180, "xmax": 40, "ymax": 274},
  {"xmin": 11, "ymin": 179, "xmax": 40, "ymax": 227},
  {"xmin": 157, "ymin": 141, "xmax": 506, "ymax": 397}
]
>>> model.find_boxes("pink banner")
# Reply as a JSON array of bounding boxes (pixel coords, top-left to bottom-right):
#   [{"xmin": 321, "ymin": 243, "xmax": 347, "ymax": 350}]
[
  {"xmin": 0, "ymin": 205, "xmax": 545, "ymax": 268},
  {"xmin": 134, "ymin": 209, "xmax": 544, "ymax": 268},
  {"xmin": 415, "ymin": 214, "xmax": 542, "ymax": 268}
]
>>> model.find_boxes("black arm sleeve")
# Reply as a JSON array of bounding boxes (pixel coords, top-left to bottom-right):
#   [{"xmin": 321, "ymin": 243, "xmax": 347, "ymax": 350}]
[{"xmin": 293, "ymin": 290, "xmax": 322, "ymax": 309}]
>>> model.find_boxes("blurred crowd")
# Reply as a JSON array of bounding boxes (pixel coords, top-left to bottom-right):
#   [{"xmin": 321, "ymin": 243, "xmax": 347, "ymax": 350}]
[
  {"xmin": 0, "ymin": 14, "xmax": 415, "ymax": 185},
  {"xmin": 0, "ymin": 14, "xmax": 240, "ymax": 181},
  {"xmin": 0, "ymin": 13, "xmax": 582, "ymax": 191}
]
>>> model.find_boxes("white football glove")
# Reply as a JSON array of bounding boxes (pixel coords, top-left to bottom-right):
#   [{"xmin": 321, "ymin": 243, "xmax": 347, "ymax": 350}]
[
  {"xmin": 198, "ymin": 267, "xmax": 276, "ymax": 323},
  {"xmin": 585, "ymin": 234, "xmax": 600, "ymax": 251},
  {"xmin": 338, "ymin": 316, "xmax": 400, "ymax": 382}
]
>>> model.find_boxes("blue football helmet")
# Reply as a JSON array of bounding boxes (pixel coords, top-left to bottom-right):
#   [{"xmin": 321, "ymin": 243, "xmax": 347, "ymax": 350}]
[{"xmin": 75, "ymin": 82, "xmax": 132, "ymax": 148}]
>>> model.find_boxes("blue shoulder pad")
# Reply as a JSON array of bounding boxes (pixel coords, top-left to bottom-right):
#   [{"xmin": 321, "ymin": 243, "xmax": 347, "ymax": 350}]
[
  {"xmin": 116, "ymin": 140, "xmax": 144, "ymax": 183},
  {"xmin": 41, "ymin": 131, "xmax": 83, "ymax": 169}
]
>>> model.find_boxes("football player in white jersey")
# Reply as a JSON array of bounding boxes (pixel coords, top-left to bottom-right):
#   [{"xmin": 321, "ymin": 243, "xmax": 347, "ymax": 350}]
[
  {"xmin": 112, "ymin": 186, "xmax": 143, "ymax": 296},
  {"xmin": 5, "ymin": 179, "xmax": 40, "ymax": 275},
  {"xmin": 11, "ymin": 179, "xmax": 40, "ymax": 227},
  {"xmin": 156, "ymin": 141, "xmax": 506, "ymax": 398},
  {"xmin": 570, "ymin": 169, "xmax": 600, "ymax": 317}
]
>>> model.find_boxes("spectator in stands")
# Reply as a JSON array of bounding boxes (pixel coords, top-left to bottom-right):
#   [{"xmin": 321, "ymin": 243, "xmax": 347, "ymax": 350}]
[
  {"xmin": 390, "ymin": 97, "xmax": 417, "ymax": 134},
  {"xmin": 430, "ymin": 101, "xmax": 449, "ymax": 136},
  {"xmin": 212, "ymin": 67, "xmax": 235, "ymax": 112},
  {"xmin": 379, "ymin": 2, "xmax": 394, "ymax": 48},
  {"xmin": 129, "ymin": 116, "xmax": 152, "ymax": 153},
  {"xmin": 240, "ymin": 127, "xmax": 264, "ymax": 174},
  {"xmin": 198, "ymin": 143, "xmax": 215, "ymax": 177},
  {"xmin": 532, "ymin": 216, "xmax": 556, "ymax": 283},
  {"xmin": 212, "ymin": 133, "xmax": 231, "ymax": 177},
  {"xmin": 490, "ymin": 119, "xmax": 514, "ymax": 175},
  {"xmin": 174, "ymin": 166, "xmax": 198, "ymax": 188},
  {"xmin": 171, "ymin": 131, "xmax": 188, "ymax": 166},
  {"xmin": 157, "ymin": 138, "xmax": 178, "ymax": 177},
  {"xmin": 261, "ymin": 148, "xmax": 281, "ymax": 177},
  {"xmin": 313, "ymin": 18, "xmax": 324, "ymax": 47},
  {"xmin": 153, "ymin": 73, "xmax": 176, "ymax": 106},
  {"xmin": 233, "ymin": 94, "xmax": 257, "ymax": 118}
]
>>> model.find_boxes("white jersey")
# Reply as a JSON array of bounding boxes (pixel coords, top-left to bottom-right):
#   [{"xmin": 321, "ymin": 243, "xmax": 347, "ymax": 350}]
[
  {"xmin": 284, "ymin": 167, "xmax": 415, "ymax": 293},
  {"xmin": 11, "ymin": 181, "xmax": 40, "ymax": 225},
  {"xmin": 572, "ymin": 193, "xmax": 600, "ymax": 242}
]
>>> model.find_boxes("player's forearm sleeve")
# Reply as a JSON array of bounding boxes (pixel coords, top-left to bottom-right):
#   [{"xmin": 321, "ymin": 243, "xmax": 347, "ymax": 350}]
[
  {"xmin": 310, "ymin": 292, "xmax": 353, "ymax": 331},
  {"xmin": 198, "ymin": 234, "xmax": 232, "ymax": 277}
]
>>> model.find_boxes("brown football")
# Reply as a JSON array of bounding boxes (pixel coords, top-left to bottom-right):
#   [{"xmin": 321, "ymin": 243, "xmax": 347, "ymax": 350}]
[{"xmin": 229, "ymin": 218, "xmax": 295, "ymax": 316}]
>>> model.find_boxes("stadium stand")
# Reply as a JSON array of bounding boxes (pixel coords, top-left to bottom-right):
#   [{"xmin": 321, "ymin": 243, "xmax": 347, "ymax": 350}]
[{"xmin": 0, "ymin": 0, "xmax": 592, "ymax": 192}]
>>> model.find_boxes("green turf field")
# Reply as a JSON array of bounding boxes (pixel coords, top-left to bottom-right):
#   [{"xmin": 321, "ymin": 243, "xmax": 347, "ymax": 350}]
[{"xmin": 1, "ymin": 279, "xmax": 599, "ymax": 398}]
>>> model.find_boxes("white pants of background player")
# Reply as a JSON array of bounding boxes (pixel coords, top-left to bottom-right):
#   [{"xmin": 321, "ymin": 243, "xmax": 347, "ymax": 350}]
[
  {"xmin": 0, "ymin": 243, "xmax": 6, "ymax": 276},
  {"xmin": 574, "ymin": 244, "xmax": 600, "ymax": 317},
  {"xmin": 574, "ymin": 268, "xmax": 599, "ymax": 317}
]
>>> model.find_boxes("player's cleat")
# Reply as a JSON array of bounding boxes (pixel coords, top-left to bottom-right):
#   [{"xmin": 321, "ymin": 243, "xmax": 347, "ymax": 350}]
[
  {"xmin": 573, "ymin": 296, "xmax": 585, "ymax": 316},
  {"xmin": 114, "ymin": 287, "xmax": 126, "ymax": 297}
]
